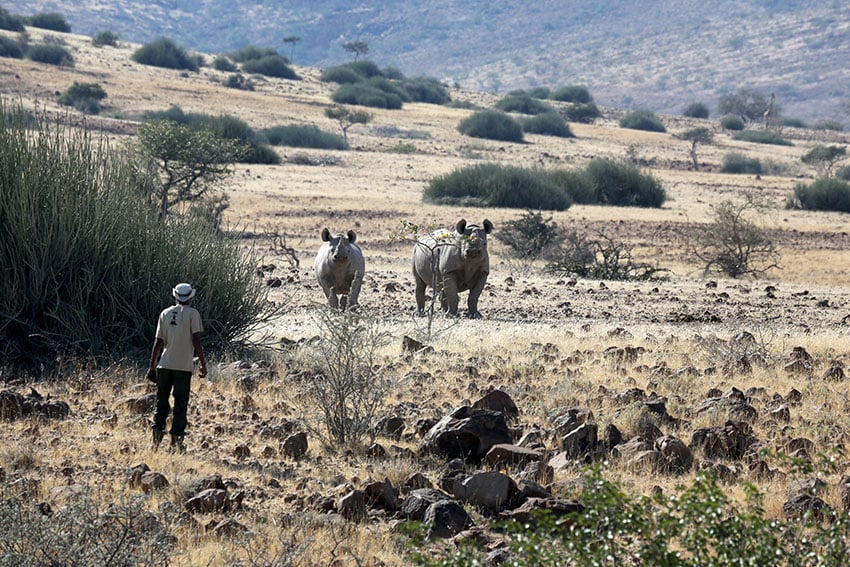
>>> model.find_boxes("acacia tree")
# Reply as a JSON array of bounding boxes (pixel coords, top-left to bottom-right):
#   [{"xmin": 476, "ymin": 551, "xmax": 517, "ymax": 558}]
[
  {"xmin": 676, "ymin": 127, "xmax": 714, "ymax": 171},
  {"xmin": 324, "ymin": 106, "xmax": 372, "ymax": 144},
  {"xmin": 718, "ymin": 87, "xmax": 769, "ymax": 123},
  {"xmin": 801, "ymin": 144, "xmax": 846, "ymax": 178},
  {"xmin": 343, "ymin": 40, "xmax": 369, "ymax": 61},
  {"xmin": 282, "ymin": 35, "xmax": 300, "ymax": 63},
  {"xmin": 135, "ymin": 120, "xmax": 246, "ymax": 219}
]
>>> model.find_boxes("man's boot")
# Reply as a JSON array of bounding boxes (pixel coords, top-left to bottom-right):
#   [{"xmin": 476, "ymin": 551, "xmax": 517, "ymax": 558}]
[
  {"xmin": 151, "ymin": 428, "xmax": 164, "ymax": 451},
  {"xmin": 170, "ymin": 435, "xmax": 185, "ymax": 454}
]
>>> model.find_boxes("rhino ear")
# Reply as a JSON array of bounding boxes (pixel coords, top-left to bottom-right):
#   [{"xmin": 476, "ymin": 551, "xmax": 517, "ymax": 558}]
[
  {"xmin": 483, "ymin": 219, "xmax": 493, "ymax": 234},
  {"xmin": 456, "ymin": 219, "xmax": 467, "ymax": 234},
  {"xmin": 347, "ymin": 230, "xmax": 356, "ymax": 243},
  {"xmin": 321, "ymin": 228, "xmax": 331, "ymax": 242}
]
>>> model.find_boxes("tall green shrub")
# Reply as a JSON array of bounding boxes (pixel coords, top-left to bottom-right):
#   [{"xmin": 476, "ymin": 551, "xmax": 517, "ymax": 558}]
[
  {"xmin": 132, "ymin": 38, "xmax": 200, "ymax": 71},
  {"xmin": 585, "ymin": 158, "xmax": 666, "ymax": 207},
  {"xmin": 241, "ymin": 55, "xmax": 298, "ymax": 79},
  {"xmin": 721, "ymin": 152, "xmax": 763, "ymax": 174},
  {"xmin": 683, "ymin": 102, "xmax": 710, "ymax": 118},
  {"xmin": 732, "ymin": 130, "xmax": 792, "ymax": 146},
  {"xmin": 425, "ymin": 163, "xmax": 571, "ymax": 210},
  {"xmin": 564, "ymin": 102, "xmax": 602, "ymax": 123},
  {"xmin": 550, "ymin": 85, "xmax": 593, "ymax": 103},
  {"xmin": 261, "ymin": 125, "xmax": 348, "ymax": 150},
  {"xmin": 458, "ymin": 110, "xmax": 524, "ymax": 142},
  {"xmin": 620, "ymin": 109, "xmax": 666, "ymax": 132},
  {"xmin": 0, "ymin": 104, "xmax": 276, "ymax": 367},
  {"xmin": 0, "ymin": 7, "xmax": 25, "ymax": 31},
  {"xmin": 790, "ymin": 178, "xmax": 850, "ymax": 212},
  {"xmin": 0, "ymin": 35, "xmax": 24, "ymax": 58},
  {"xmin": 26, "ymin": 12, "xmax": 70, "ymax": 32},
  {"xmin": 27, "ymin": 43, "xmax": 74, "ymax": 66},
  {"xmin": 495, "ymin": 93, "xmax": 553, "ymax": 115},
  {"xmin": 522, "ymin": 112, "xmax": 574, "ymax": 138}
]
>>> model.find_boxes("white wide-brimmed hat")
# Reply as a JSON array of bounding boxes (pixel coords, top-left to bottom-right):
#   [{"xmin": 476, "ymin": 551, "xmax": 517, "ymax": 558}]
[{"xmin": 172, "ymin": 283, "xmax": 196, "ymax": 302}]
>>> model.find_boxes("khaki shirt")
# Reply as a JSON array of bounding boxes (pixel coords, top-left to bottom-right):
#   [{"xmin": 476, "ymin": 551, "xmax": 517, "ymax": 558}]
[{"xmin": 155, "ymin": 304, "xmax": 204, "ymax": 372}]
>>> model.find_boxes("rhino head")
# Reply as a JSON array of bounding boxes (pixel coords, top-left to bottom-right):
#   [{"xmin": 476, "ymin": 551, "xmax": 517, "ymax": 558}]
[
  {"xmin": 455, "ymin": 219, "xmax": 493, "ymax": 259},
  {"xmin": 322, "ymin": 228, "xmax": 357, "ymax": 263}
]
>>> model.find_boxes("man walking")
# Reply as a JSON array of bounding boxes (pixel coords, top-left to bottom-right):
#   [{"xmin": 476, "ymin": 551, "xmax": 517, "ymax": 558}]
[{"xmin": 148, "ymin": 282, "xmax": 207, "ymax": 452}]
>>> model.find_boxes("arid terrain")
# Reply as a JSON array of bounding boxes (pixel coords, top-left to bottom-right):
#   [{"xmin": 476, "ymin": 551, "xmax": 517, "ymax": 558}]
[{"xmin": 4, "ymin": 27, "xmax": 850, "ymax": 565}]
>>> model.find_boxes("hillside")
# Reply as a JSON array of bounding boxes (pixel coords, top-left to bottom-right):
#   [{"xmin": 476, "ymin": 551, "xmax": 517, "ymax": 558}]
[{"xmin": 8, "ymin": 0, "xmax": 850, "ymax": 123}]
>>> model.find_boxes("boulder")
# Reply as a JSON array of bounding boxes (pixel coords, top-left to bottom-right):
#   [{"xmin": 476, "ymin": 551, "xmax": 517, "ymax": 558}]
[
  {"xmin": 484, "ymin": 444, "xmax": 543, "ymax": 469},
  {"xmin": 281, "ymin": 431, "xmax": 308, "ymax": 459},
  {"xmin": 472, "ymin": 389, "xmax": 519, "ymax": 420},
  {"xmin": 421, "ymin": 406, "xmax": 512, "ymax": 462},
  {"xmin": 423, "ymin": 500, "xmax": 473, "ymax": 539},
  {"xmin": 400, "ymin": 488, "xmax": 454, "ymax": 521},
  {"xmin": 453, "ymin": 471, "xmax": 518, "ymax": 515}
]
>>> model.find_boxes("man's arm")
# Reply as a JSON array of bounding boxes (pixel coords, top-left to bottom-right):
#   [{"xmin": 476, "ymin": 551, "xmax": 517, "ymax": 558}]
[
  {"xmin": 147, "ymin": 338, "xmax": 164, "ymax": 381},
  {"xmin": 192, "ymin": 333, "xmax": 207, "ymax": 378}
]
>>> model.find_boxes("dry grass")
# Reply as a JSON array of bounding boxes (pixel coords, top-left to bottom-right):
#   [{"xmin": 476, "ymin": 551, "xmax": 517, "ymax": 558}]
[{"xmin": 3, "ymin": 24, "xmax": 850, "ymax": 565}]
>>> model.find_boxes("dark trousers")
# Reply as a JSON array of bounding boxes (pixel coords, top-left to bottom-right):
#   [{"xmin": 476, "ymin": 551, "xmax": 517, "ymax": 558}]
[{"xmin": 153, "ymin": 368, "xmax": 192, "ymax": 436}]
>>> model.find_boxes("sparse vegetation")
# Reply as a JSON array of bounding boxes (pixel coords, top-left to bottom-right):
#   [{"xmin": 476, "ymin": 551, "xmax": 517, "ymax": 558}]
[
  {"xmin": 132, "ymin": 37, "xmax": 201, "ymax": 72},
  {"xmin": 563, "ymin": 102, "xmax": 602, "ymax": 123},
  {"xmin": 321, "ymin": 61, "xmax": 449, "ymax": 109},
  {"xmin": 545, "ymin": 231, "xmax": 665, "ymax": 280},
  {"xmin": 721, "ymin": 152, "xmax": 763, "ymax": 174},
  {"xmin": 324, "ymin": 106, "xmax": 372, "ymax": 144},
  {"xmin": 620, "ymin": 109, "xmax": 666, "ymax": 132},
  {"xmin": 495, "ymin": 92, "xmax": 554, "ymax": 115},
  {"xmin": 27, "ymin": 43, "xmax": 73, "ymax": 66},
  {"xmin": 223, "ymin": 72, "xmax": 254, "ymax": 90},
  {"xmin": 0, "ymin": 6, "xmax": 25, "ymax": 31},
  {"xmin": 496, "ymin": 210, "xmax": 567, "ymax": 260},
  {"xmin": 732, "ymin": 129, "xmax": 792, "ymax": 146},
  {"xmin": 692, "ymin": 197, "xmax": 779, "ymax": 277},
  {"xmin": 241, "ymin": 54, "xmax": 298, "ymax": 79},
  {"xmin": 801, "ymin": 144, "xmax": 846, "ymax": 177},
  {"xmin": 789, "ymin": 177, "xmax": 850, "ymax": 213},
  {"xmin": 718, "ymin": 87, "xmax": 770, "ymax": 123},
  {"xmin": 0, "ymin": 35, "xmax": 24, "ymax": 58},
  {"xmin": 458, "ymin": 110, "xmax": 524, "ymax": 142},
  {"xmin": 261, "ymin": 124, "xmax": 348, "ymax": 150}
]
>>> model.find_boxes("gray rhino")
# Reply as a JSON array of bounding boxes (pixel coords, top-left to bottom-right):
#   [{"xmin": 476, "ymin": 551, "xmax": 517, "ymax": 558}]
[
  {"xmin": 314, "ymin": 228, "xmax": 364, "ymax": 310},
  {"xmin": 412, "ymin": 219, "xmax": 493, "ymax": 318}
]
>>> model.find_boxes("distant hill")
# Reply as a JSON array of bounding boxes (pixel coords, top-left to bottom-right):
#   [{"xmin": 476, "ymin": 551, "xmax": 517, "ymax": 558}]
[{"xmin": 9, "ymin": 0, "xmax": 850, "ymax": 123}]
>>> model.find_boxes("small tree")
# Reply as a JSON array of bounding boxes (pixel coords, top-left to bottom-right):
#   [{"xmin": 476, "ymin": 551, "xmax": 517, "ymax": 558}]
[
  {"xmin": 676, "ymin": 127, "xmax": 714, "ymax": 171},
  {"xmin": 718, "ymin": 87, "xmax": 769, "ymax": 123},
  {"xmin": 283, "ymin": 35, "xmax": 300, "ymax": 62},
  {"xmin": 692, "ymin": 197, "xmax": 779, "ymax": 277},
  {"xmin": 683, "ymin": 102, "xmax": 710, "ymax": 119},
  {"xmin": 324, "ymin": 105, "xmax": 372, "ymax": 144},
  {"xmin": 801, "ymin": 144, "xmax": 847, "ymax": 178},
  {"xmin": 343, "ymin": 40, "xmax": 369, "ymax": 61},
  {"xmin": 134, "ymin": 120, "xmax": 246, "ymax": 220},
  {"xmin": 496, "ymin": 210, "xmax": 566, "ymax": 260}
]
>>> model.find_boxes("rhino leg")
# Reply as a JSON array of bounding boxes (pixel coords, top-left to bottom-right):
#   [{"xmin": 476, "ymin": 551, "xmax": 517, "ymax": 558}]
[
  {"xmin": 466, "ymin": 275, "xmax": 487, "ymax": 318},
  {"xmin": 414, "ymin": 275, "xmax": 428, "ymax": 315},
  {"xmin": 339, "ymin": 295, "xmax": 348, "ymax": 311},
  {"xmin": 348, "ymin": 272, "xmax": 363, "ymax": 309},
  {"xmin": 441, "ymin": 274, "xmax": 459, "ymax": 316}
]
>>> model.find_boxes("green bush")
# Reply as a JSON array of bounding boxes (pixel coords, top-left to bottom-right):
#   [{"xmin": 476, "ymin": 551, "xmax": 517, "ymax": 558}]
[
  {"xmin": 837, "ymin": 165, "xmax": 850, "ymax": 181},
  {"xmin": 585, "ymin": 158, "xmax": 666, "ymax": 207},
  {"xmin": 26, "ymin": 12, "xmax": 70, "ymax": 32},
  {"xmin": 425, "ymin": 163, "xmax": 571, "ymax": 210},
  {"xmin": 132, "ymin": 37, "xmax": 200, "ymax": 71},
  {"xmin": 495, "ymin": 93, "xmax": 554, "ymax": 115},
  {"xmin": 223, "ymin": 73, "xmax": 254, "ymax": 90},
  {"xmin": 528, "ymin": 86, "xmax": 551, "ymax": 99},
  {"xmin": 620, "ymin": 109, "xmax": 666, "ymax": 132},
  {"xmin": 721, "ymin": 152, "xmax": 763, "ymax": 174},
  {"xmin": 0, "ymin": 104, "xmax": 277, "ymax": 366},
  {"xmin": 401, "ymin": 76, "xmax": 450, "ymax": 104},
  {"xmin": 241, "ymin": 54, "xmax": 298, "ymax": 79},
  {"xmin": 320, "ymin": 65, "xmax": 363, "ymax": 84},
  {"xmin": 790, "ymin": 178, "xmax": 850, "ymax": 212},
  {"xmin": 564, "ymin": 102, "xmax": 602, "ymax": 123},
  {"xmin": 0, "ymin": 35, "xmax": 24, "ymax": 58},
  {"xmin": 58, "ymin": 82, "xmax": 107, "ymax": 114},
  {"xmin": 732, "ymin": 130, "xmax": 792, "ymax": 146},
  {"xmin": 228, "ymin": 45, "xmax": 280, "ymax": 62},
  {"xmin": 720, "ymin": 114, "xmax": 745, "ymax": 130},
  {"xmin": 683, "ymin": 102, "xmax": 710, "ymax": 118},
  {"xmin": 522, "ymin": 112, "xmax": 574, "ymax": 138},
  {"xmin": 212, "ymin": 55, "xmax": 237, "ymax": 72},
  {"xmin": 551, "ymin": 85, "xmax": 593, "ymax": 103},
  {"xmin": 0, "ymin": 7, "xmax": 25, "ymax": 31},
  {"xmin": 91, "ymin": 30, "xmax": 119, "ymax": 47},
  {"xmin": 27, "ymin": 43, "xmax": 74, "ymax": 66},
  {"xmin": 458, "ymin": 110, "xmax": 524, "ymax": 142},
  {"xmin": 261, "ymin": 124, "xmax": 348, "ymax": 150},
  {"xmin": 331, "ymin": 83, "xmax": 403, "ymax": 109},
  {"xmin": 546, "ymin": 168, "xmax": 596, "ymax": 204}
]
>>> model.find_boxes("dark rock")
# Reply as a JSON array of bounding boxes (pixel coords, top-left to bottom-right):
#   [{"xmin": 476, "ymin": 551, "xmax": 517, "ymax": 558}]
[
  {"xmin": 472, "ymin": 389, "xmax": 519, "ymax": 420},
  {"xmin": 424, "ymin": 500, "xmax": 473, "ymax": 538},
  {"xmin": 421, "ymin": 406, "xmax": 512, "ymax": 463}
]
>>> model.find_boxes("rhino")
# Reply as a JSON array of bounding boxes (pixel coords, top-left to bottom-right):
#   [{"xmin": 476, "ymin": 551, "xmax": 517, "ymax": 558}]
[
  {"xmin": 314, "ymin": 228, "xmax": 365, "ymax": 310},
  {"xmin": 412, "ymin": 219, "xmax": 493, "ymax": 318}
]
